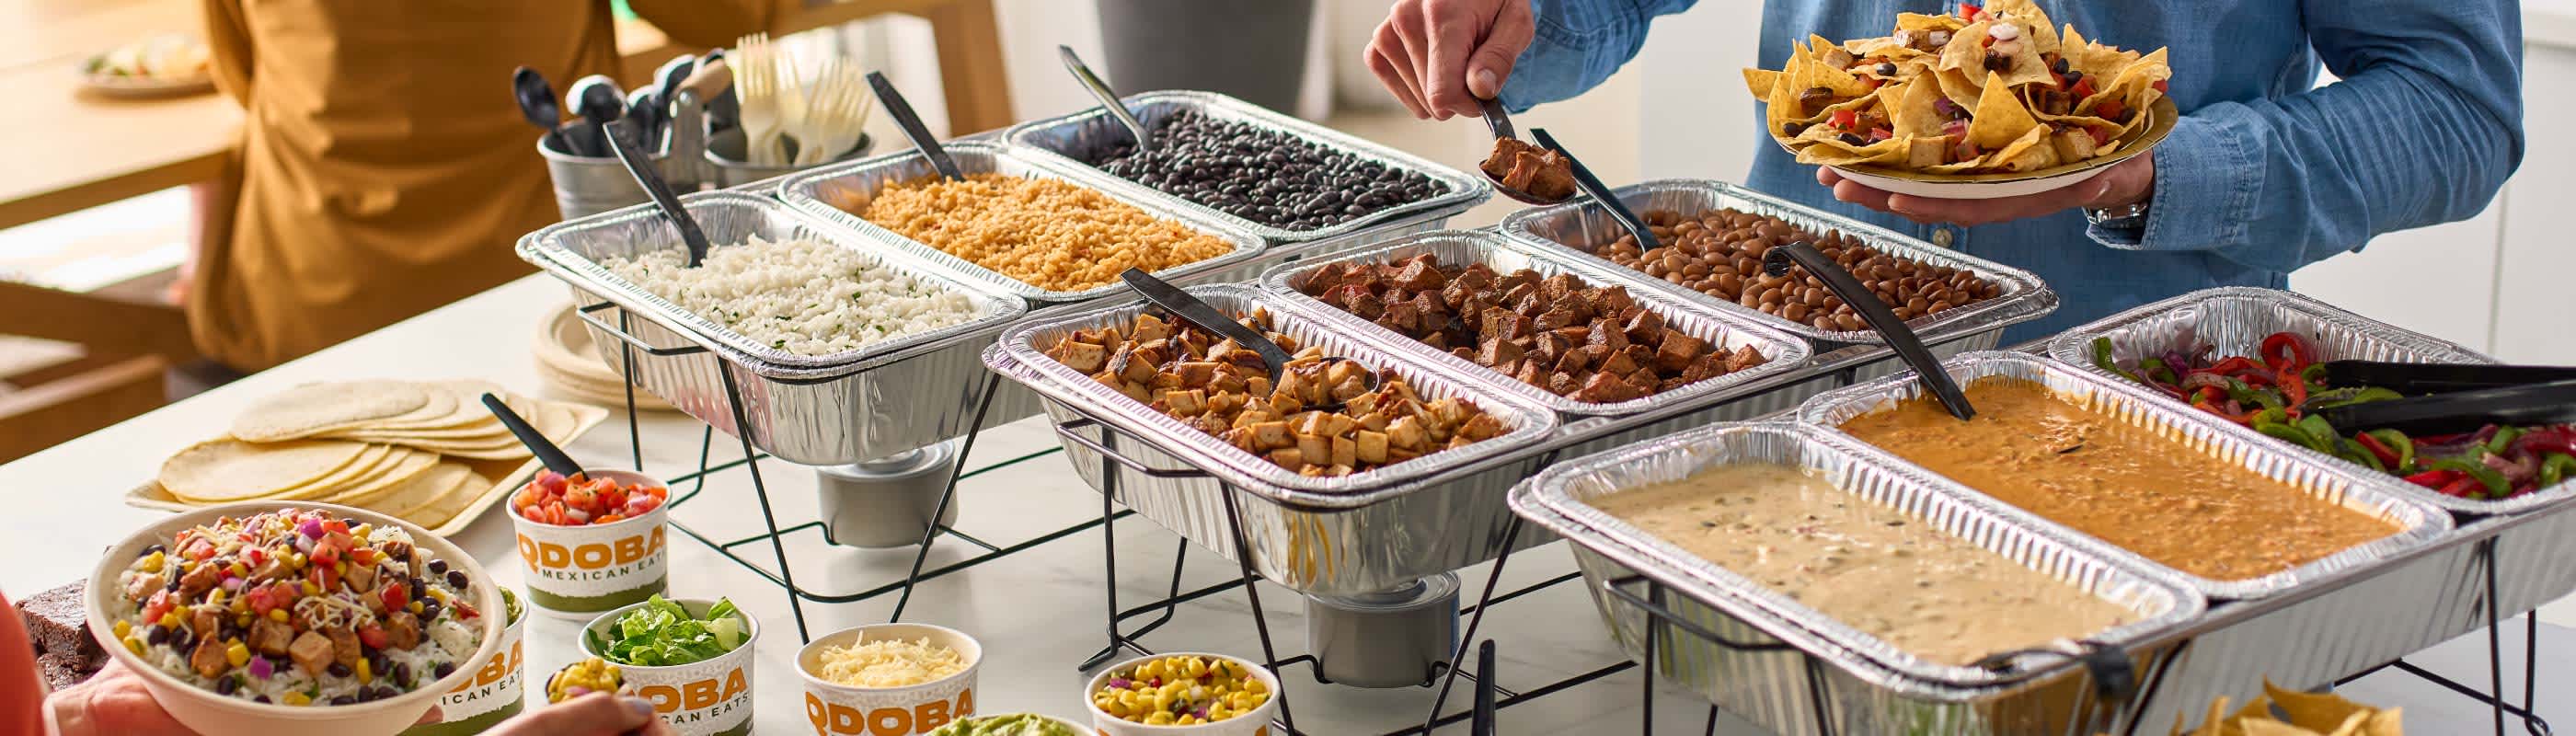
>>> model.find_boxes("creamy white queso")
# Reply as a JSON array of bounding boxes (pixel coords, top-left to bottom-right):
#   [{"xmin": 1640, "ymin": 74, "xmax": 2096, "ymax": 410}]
[{"xmin": 1594, "ymin": 464, "xmax": 2131, "ymax": 666}]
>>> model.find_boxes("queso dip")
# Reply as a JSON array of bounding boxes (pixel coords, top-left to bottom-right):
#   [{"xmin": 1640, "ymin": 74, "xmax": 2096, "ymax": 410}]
[{"xmin": 1594, "ymin": 463, "xmax": 2130, "ymax": 666}]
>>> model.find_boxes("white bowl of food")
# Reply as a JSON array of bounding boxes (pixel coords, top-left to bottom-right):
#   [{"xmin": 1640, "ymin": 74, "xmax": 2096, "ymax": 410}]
[
  {"xmin": 796, "ymin": 622, "xmax": 982, "ymax": 736},
  {"xmin": 1084, "ymin": 652, "xmax": 1280, "ymax": 735},
  {"xmin": 86, "ymin": 501, "xmax": 507, "ymax": 736},
  {"xmin": 577, "ymin": 596, "xmax": 759, "ymax": 736}
]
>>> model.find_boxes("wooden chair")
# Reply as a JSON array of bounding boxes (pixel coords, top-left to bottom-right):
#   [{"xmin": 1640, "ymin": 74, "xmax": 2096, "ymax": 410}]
[{"xmin": 0, "ymin": 280, "xmax": 192, "ymax": 461}]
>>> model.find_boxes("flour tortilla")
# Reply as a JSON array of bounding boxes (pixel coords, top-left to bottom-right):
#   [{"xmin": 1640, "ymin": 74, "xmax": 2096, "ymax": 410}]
[
  {"xmin": 230, "ymin": 381, "xmax": 432, "ymax": 442},
  {"xmin": 308, "ymin": 450, "xmax": 443, "ymax": 505},
  {"xmin": 350, "ymin": 462, "xmax": 476, "ymax": 516},
  {"xmin": 395, "ymin": 466, "xmax": 494, "ymax": 528},
  {"xmin": 160, "ymin": 438, "xmax": 374, "ymax": 502}
]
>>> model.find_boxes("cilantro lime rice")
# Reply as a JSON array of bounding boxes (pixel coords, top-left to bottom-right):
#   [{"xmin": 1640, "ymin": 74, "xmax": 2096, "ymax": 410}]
[{"xmin": 108, "ymin": 509, "xmax": 487, "ymax": 706}]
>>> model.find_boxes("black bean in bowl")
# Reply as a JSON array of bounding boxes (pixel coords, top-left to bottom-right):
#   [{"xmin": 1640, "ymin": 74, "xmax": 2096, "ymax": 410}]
[{"xmin": 1087, "ymin": 109, "xmax": 1446, "ymax": 230}]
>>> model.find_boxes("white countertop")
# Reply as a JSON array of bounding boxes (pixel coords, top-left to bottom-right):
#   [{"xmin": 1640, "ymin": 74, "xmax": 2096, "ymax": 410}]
[{"xmin": 6, "ymin": 273, "xmax": 2568, "ymax": 734}]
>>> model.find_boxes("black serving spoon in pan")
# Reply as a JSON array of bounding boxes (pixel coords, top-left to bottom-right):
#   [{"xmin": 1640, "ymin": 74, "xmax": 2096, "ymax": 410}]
[
  {"xmin": 1765, "ymin": 242, "xmax": 1975, "ymax": 420},
  {"xmin": 867, "ymin": 71, "xmax": 965, "ymax": 181},
  {"xmin": 1478, "ymin": 98, "xmax": 1572, "ymax": 205},
  {"xmin": 1532, "ymin": 128, "xmax": 1658, "ymax": 251},
  {"xmin": 2316, "ymin": 380, "xmax": 2576, "ymax": 436},
  {"xmin": 483, "ymin": 393, "xmax": 582, "ymax": 479},
  {"xmin": 1117, "ymin": 268, "xmax": 1380, "ymax": 405},
  {"xmin": 605, "ymin": 119, "xmax": 713, "ymax": 268}
]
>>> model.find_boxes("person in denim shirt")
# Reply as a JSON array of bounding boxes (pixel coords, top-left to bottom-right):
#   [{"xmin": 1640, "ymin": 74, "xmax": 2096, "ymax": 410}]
[{"xmin": 1366, "ymin": 0, "xmax": 2524, "ymax": 341}]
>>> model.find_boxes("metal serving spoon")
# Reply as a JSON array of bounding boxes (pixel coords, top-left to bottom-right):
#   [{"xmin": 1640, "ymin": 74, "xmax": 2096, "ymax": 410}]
[
  {"xmin": 1117, "ymin": 268, "xmax": 1381, "ymax": 406},
  {"xmin": 1764, "ymin": 242, "xmax": 1975, "ymax": 420},
  {"xmin": 1533, "ymin": 128, "xmax": 1659, "ymax": 251},
  {"xmin": 866, "ymin": 71, "xmax": 964, "ymax": 180},
  {"xmin": 1478, "ymin": 97, "xmax": 1571, "ymax": 205},
  {"xmin": 1058, "ymin": 45, "xmax": 1153, "ymax": 153}
]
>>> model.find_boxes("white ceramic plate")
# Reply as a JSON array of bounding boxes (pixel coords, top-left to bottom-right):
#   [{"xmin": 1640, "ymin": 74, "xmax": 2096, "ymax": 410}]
[{"xmin": 1809, "ymin": 97, "xmax": 2177, "ymax": 201}]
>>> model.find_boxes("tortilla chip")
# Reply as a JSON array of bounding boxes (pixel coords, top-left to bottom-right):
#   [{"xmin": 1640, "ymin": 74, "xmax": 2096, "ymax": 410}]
[
  {"xmin": 1743, "ymin": 67, "xmax": 1782, "ymax": 99},
  {"xmin": 1843, "ymin": 37, "xmax": 1926, "ymax": 61},
  {"xmin": 1982, "ymin": 0, "xmax": 2059, "ymax": 55},
  {"xmin": 1938, "ymin": 20, "xmax": 1993, "ymax": 75},
  {"xmin": 1796, "ymin": 133, "xmax": 1908, "ymax": 166},
  {"xmin": 2264, "ymin": 681, "xmax": 2373, "ymax": 731},
  {"xmin": 2321, "ymin": 711, "xmax": 2373, "ymax": 736},
  {"xmin": 2237, "ymin": 720, "xmax": 2314, "ymax": 736},
  {"xmin": 1889, "ymin": 77, "xmax": 1948, "ymax": 139},
  {"xmin": 1990, "ymin": 125, "xmax": 2060, "ymax": 172},
  {"xmin": 2360, "ymin": 709, "xmax": 2401, "ymax": 736},
  {"xmin": 1966, "ymin": 71, "xmax": 2040, "ymax": 149},
  {"xmin": 2063, "ymin": 26, "xmax": 2145, "ymax": 85},
  {"xmin": 1895, "ymin": 12, "xmax": 1965, "ymax": 33},
  {"xmin": 1934, "ymin": 67, "xmax": 1984, "ymax": 111},
  {"xmin": 1800, "ymin": 48, "xmax": 1875, "ymax": 98}
]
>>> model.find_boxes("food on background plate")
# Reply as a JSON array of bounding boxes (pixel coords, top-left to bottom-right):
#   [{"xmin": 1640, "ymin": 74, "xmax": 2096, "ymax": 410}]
[
  {"xmin": 837, "ymin": 173, "xmax": 1235, "ymax": 293},
  {"xmin": 1745, "ymin": 1, "xmax": 2171, "ymax": 173},
  {"xmin": 17, "ymin": 581, "xmax": 109, "ymax": 689},
  {"xmin": 1091, "ymin": 655, "xmax": 1271, "ymax": 727},
  {"xmin": 587, "ymin": 595, "xmax": 748, "ymax": 667},
  {"xmin": 149, "ymin": 380, "xmax": 594, "ymax": 530},
  {"xmin": 928, "ymin": 714, "xmax": 1082, "ymax": 736},
  {"xmin": 1290, "ymin": 253, "xmax": 1767, "ymax": 402},
  {"xmin": 1837, "ymin": 376, "xmax": 2402, "ymax": 581},
  {"xmin": 597, "ymin": 236, "xmax": 983, "ymax": 356},
  {"xmin": 811, "ymin": 637, "xmax": 968, "ymax": 688},
  {"xmin": 1596, "ymin": 463, "xmax": 2133, "ymax": 666},
  {"xmin": 544, "ymin": 657, "xmax": 627, "ymax": 703},
  {"xmin": 2168, "ymin": 680, "xmax": 2402, "ymax": 736},
  {"xmin": 1087, "ymin": 108, "xmax": 1448, "ymax": 229},
  {"xmin": 1041, "ymin": 310, "xmax": 1512, "ymax": 476},
  {"xmin": 85, "ymin": 34, "xmax": 211, "ymax": 82},
  {"xmin": 1561, "ymin": 207, "xmax": 1996, "ymax": 328},
  {"xmin": 1479, "ymin": 138, "xmax": 1576, "ymax": 201},
  {"xmin": 512, "ymin": 470, "xmax": 668, "ymax": 526},
  {"xmin": 2090, "ymin": 333, "xmax": 2576, "ymax": 501},
  {"xmin": 106, "ymin": 509, "xmax": 487, "ymax": 706}
]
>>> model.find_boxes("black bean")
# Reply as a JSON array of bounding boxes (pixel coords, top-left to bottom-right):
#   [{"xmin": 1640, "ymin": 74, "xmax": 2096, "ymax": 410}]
[
  {"xmin": 1876, "ymin": 62, "xmax": 1897, "ymax": 76},
  {"xmin": 1080, "ymin": 109, "xmax": 1443, "ymax": 229},
  {"xmin": 427, "ymin": 559, "xmax": 449, "ymax": 576},
  {"xmin": 433, "ymin": 662, "xmax": 457, "ymax": 679},
  {"xmin": 444, "ymin": 569, "xmax": 468, "ymax": 589},
  {"xmin": 144, "ymin": 544, "xmax": 167, "ymax": 556},
  {"xmin": 147, "ymin": 626, "xmax": 170, "ymax": 646},
  {"xmin": 1783, "ymin": 121, "xmax": 1811, "ymax": 136},
  {"xmin": 328, "ymin": 662, "xmax": 352, "ymax": 678},
  {"xmin": 394, "ymin": 662, "xmax": 414, "ymax": 688},
  {"xmin": 2064, "ymin": 69, "xmax": 2083, "ymax": 85},
  {"xmin": 2052, "ymin": 57, "xmax": 2071, "ymax": 75},
  {"xmin": 332, "ymin": 695, "xmax": 357, "ymax": 706},
  {"xmin": 254, "ymin": 695, "xmax": 271, "ymax": 704},
  {"xmin": 216, "ymin": 676, "xmax": 238, "ymax": 696},
  {"xmin": 1839, "ymin": 132, "xmax": 1869, "ymax": 146}
]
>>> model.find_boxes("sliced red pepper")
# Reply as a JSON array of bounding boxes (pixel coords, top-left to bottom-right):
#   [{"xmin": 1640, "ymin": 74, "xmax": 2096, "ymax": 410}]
[
  {"xmin": 1960, "ymin": 3, "xmax": 1982, "ymax": 21},
  {"xmin": 2354, "ymin": 431, "xmax": 2403, "ymax": 469},
  {"xmin": 2260, "ymin": 332, "xmax": 2319, "ymax": 374},
  {"xmin": 2278, "ymin": 371, "xmax": 2308, "ymax": 413},
  {"xmin": 2438, "ymin": 477, "xmax": 2483, "ymax": 498},
  {"xmin": 358, "ymin": 625, "xmax": 390, "ymax": 650},
  {"xmin": 2087, "ymin": 126, "xmax": 2115, "ymax": 146},
  {"xmin": 2152, "ymin": 80, "xmax": 2168, "ymax": 93},
  {"xmin": 2069, "ymin": 78, "xmax": 2099, "ymax": 101},
  {"xmin": 1869, "ymin": 127, "xmax": 1893, "ymax": 141},
  {"xmin": 1832, "ymin": 109, "xmax": 1858, "ymax": 130},
  {"xmin": 2094, "ymin": 98, "xmax": 2126, "ymax": 121}
]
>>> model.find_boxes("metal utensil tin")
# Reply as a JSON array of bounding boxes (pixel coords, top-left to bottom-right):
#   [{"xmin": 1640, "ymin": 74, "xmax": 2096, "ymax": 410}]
[
  {"xmin": 817, "ymin": 441, "xmax": 960, "ymax": 548},
  {"xmin": 1303, "ymin": 573, "xmax": 1460, "ymax": 688}
]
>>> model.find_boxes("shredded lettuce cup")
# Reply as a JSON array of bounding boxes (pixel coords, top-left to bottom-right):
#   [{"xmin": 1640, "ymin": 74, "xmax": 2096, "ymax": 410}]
[{"xmin": 586, "ymin": 596, "xmax": 746, "ymax": 667}]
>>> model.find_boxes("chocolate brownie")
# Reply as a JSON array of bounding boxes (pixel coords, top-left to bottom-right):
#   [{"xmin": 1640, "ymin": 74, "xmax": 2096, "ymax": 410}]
[
  {"xmin": 37, "ymin": 650, "xmax": 101, "ymax": 690},
  {"xmin": 17, "ymin": 581, "xmax": 98, "ymax": 659}
]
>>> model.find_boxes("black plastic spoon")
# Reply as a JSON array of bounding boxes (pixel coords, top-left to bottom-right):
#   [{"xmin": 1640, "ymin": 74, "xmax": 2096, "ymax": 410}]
[
  {"xmin": 1117, "ymin": 268, "xmax": 1379, "ymax": 402},
  {"xmin": 1469, "ymin": 640, "xmax": 1498, "ymax": 735},
  {"xmin": 866, "ymin": 71, "xmax": 964, "ymax": 180},
  {"xmin": 605, "ymin": 119, "xmax": 713, "ymax": 268},
  {"xmin": 1765, "ymin": 242, "xmax": 1975, "ymax": 420},
  {"xmin": 482, "ymin": 393, "xmax": 581, "ymax": 479},
  {"xmin": 569, "ymin": 75, "xmax": 627, "ymax": 156},
  {"xmin": 1057, "ymin": 45, "xmax": 1152, "ymax": 153},
  {"xmin": 1531, "ymin": 128, "xmax": 1657, "ymax": 250},
  {"xmin": 2322, "ymin": 361, "xmax": 2576, "ymax": 397},
  {"xmin": 1477, "ymin": 98, "xmax": 1570, "ymax": 205},
  {"xmin": 512, "ymin": 67, "xmax": 568, "ymax": 153},
  {"xmin": 2317, "ymin": 380, "xmax": 2576, "ymax": 436},
  {"xmin": 650, "ymin": 54, "xmax": 696, "ymax": 149}
]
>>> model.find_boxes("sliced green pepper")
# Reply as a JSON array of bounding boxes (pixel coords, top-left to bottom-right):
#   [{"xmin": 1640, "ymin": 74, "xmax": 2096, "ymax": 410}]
[
  {"xmin": 2428, "ymin": 457, "xmax": 2509, "ymax": 498},
  {"xmin": 2541, "ymin": 453, "xmax": 2575, "ymax": 489},
  {"xmin": 2337, "ymin": 436, "xmax": 2386, "ymax": 472},
  {"xmin": 2089, "ymin": 337, "xmax": 2142, "ymax": 384},
  {"xmin": 2258, "ymin": 420, "xmax": 2330, "ymax": 453},
  {"xmin": 2250, "ymin": 407, "xmax": 2289, "ymax": 429},
  {"xmin": 2363, "ymin": 429, "xmax": 2415, "ymax": 473},
  {"xmin": 2297, "ymin": 415, "xmax": 2340, "ymax": 446},
  {"xmin": 2138, "ymin": 357, "xmax": 2178, "ymax": 386},
  {"xmin": 2486, "ymin": 426, "xmax": 2524, "ymax": 454},
  {"xmin": 2301, "ymin": 362, "xmax": 2329, "ymax": 385}
]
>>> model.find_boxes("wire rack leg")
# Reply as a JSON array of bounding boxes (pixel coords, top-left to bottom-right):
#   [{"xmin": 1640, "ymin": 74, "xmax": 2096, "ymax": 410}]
[
  {"xmin": 1420, "ymin": 517, "xmax": 1523, "ymax": 732},
  {"xmin": 1642, "ymin": 582, "xmax": 1661, "ymax": 736},
  {"xmin": 615, "ymin": 310, "xmax": 644, "ymax": 471},
  {"xmin": 1217, "ymin": 482, "xmax": 1297, "ymax": 734},
  {"xmin": 890, "ymin": 373, "xmax": 1003, "ymax": 624},
  {"xmin": 1083, "ymin": 429, "xmax": 1127, "ymax": 673},
  {"xmin": 714, "ymin": 365, "xmax": 811, "ymax": 643}
]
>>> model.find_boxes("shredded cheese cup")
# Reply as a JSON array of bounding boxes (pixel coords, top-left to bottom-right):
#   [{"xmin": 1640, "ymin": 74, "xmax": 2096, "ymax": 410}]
[{"xmin": 813, "ymin": 638, "xmax": 966, "ymax": 688}]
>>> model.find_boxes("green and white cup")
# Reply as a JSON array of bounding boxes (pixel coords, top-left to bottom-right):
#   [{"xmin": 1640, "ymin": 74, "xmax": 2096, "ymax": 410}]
[
  {"xmin": 509, "ymin": 468, "xmax": 671, "ymax": 616},
  {"xmin": 403, "ymin": 589, "xmax": 527, "ymax": 736},
  {"xmin": 580, "ymin": 599, "xmax": 759, "ymax": 736},
  {"xmin": 796, "ymin": 623, "xmax": 983, "ymax": 736}
]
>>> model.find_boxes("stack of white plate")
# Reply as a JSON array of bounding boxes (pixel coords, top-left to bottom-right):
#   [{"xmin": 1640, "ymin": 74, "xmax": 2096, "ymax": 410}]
[{"xmin": 534, "ymin": 303, "xmax": 676, "ymax": 411}]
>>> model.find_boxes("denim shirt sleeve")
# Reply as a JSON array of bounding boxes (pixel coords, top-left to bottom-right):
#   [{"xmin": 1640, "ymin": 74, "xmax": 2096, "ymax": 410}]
[
  {"xmin": 2090, "ymin": 0, "xmax": 2524, "ymax": 273},
  {"xmin": 1497, "ymin": 0, "xmax": 1702, "ymax": 111}
]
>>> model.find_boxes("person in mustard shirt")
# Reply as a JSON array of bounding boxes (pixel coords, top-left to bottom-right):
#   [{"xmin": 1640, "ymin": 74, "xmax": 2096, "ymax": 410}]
[{"xmin": 182, "ymin": 1, "xmax": 772, "ymax": 374}]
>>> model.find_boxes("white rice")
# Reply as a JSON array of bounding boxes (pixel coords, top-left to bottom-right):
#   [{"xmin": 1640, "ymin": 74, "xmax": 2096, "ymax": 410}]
[{"xmin": 603, "ymin": 236, "xmax": 984, "ymax": 356}]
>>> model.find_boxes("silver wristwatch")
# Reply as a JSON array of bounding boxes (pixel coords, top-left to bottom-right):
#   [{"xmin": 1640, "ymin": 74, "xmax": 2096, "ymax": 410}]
[{"xmin": 2085, "ymin": 201, "xmax": 2151, "ymax": 230}]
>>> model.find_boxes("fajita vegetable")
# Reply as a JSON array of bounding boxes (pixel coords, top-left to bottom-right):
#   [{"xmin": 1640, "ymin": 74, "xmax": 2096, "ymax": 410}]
[
  {"xmin": 1746, "ymin": 0, "xmax": 2171, "ymax": 173},
  {"xmin": 584, "ymin": 595, "xmax": 747, "ymax": 667},
  {"xmin": 2091, "ymin": 333, "xmax": 2576, "ymax": 501}
]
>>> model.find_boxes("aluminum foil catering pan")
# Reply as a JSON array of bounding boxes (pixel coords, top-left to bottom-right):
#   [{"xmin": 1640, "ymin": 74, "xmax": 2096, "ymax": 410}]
[
  {"xmin": 1797, "ymin": 351, "xmax": 2454, "ymax": 600},
  {"xmin": 997, "ymin": 283, "xmax": 1559, "ymax": 504},
  {"xmin": 1498, "ymin": 178, "xmax": 2056, "ymax": 348},
  {"xmin": 983, "ymin": 344, "xmax": 1555, "ymax": 596},
  {"xmin": 1520, "ymin": 421, "xmax": 2204, "ymax": 689},
  {"xmin": 517, "ymin": 190, "xmax": 1028, "ymax": 370},
  {"xmin": 1542, "ymin": 367, "xmax": 1843, "ymax": 460},
  {"xmin": 1002, "ymin": 89, "xmax": 1491, "ymax": 245},
  {"xmin": 776, "ymin": 140, "xmax": 1266, "ymax": 304},
  {"xmin": 2042, "ymin": 286, "xmax": 2570, "ymax": 517},
  {"xmin": 1259, "ymin": 229, "xmax": 1815, "ymax": 419}
]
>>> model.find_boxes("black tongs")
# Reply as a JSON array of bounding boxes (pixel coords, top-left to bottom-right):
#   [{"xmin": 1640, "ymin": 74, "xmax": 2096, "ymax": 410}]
[
  {"xmin": 2321, "ymin": 360, "xmax": 2576, "ymax": 397},
  {"xmin": 2315, "ymin": 379, "xmax": 2576, "ymax": 435}
]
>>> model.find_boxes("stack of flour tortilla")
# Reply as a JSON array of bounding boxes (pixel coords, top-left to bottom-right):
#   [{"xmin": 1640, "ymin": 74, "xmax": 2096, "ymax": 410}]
[{"xmin": 154, "ymin": 379, "xmax": 586, "ymax": 529}]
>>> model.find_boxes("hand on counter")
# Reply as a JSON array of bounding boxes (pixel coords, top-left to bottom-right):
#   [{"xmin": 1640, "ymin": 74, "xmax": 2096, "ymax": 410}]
[
  {"xmin": 1818, "ymin": 155, "xmax": 2156, "ymax": 228},
  {"xmin": 1366, "ymin": 0, "xmax": 1535, "ymax": 120}
]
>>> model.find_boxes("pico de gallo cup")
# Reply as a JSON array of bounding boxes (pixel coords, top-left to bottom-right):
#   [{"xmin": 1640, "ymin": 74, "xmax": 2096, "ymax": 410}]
[
  {"xmin": 1083, "ymin": 652, "xmax": 1281, "ymax": 736},
  {"xmin": 506, "ymin": 468, "xmax": 671, "ymax": 616},
  {"xmin": 402, "ymin": 588, "xmax": 526, "ymax": 736},
  {"xmin": 83, "ymin": 501, "xmax": 507, "ymax": 736},
  {"xmin": 579, "ymin": 598, "xmax": 759, "ymax": 736},
  {"xmin": 795, "ymin": 623, "xmax": 984, "ymax": 736}
]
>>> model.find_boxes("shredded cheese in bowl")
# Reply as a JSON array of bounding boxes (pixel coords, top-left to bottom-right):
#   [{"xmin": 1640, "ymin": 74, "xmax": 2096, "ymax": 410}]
[{"xmin": 813, "ymin": 637, "xmax": 967, "ymax": 688}]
